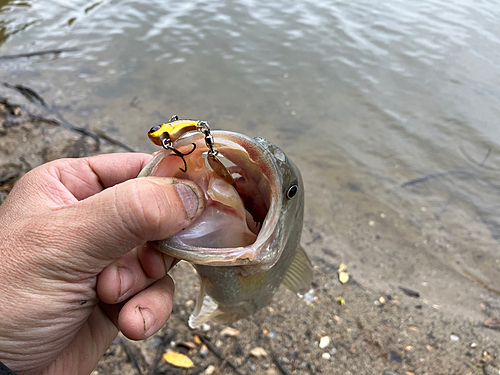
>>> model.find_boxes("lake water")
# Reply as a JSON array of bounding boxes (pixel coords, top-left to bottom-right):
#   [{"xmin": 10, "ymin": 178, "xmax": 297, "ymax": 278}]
[{"xmin": 1, "ymin": 0, "xmax": 499, "ymax": 319}]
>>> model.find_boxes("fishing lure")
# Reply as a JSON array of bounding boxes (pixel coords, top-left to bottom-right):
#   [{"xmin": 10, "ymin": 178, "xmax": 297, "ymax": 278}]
[{"xmin": 148, "ymin": 115, "xmax": 233, "ymax": 184}]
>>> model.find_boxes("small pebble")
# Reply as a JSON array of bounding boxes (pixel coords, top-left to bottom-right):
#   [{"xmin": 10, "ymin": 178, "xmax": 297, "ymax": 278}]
[
  {"xmin": 322, "ymin": 353, "xmax": 331, "ymax": 360},
  {"xmin": 379, "ymin": 296, "xmax": 386, "ymax": 304},
  {"xmin": 204, "ymin": 365, "xmax": 216, "ymax": 375},
  {"xmin": 249, "ymin": 364, "xmax": 256, "ymax": 372},
  {"xmin": 199, "ymin": 344, "xmax": 208, "ymax": 357},
  {"xmin": 383, "ymin": 371, "xmax": 398, "ymax": 375},
  {"xmin": 471, "ymin": 342, "xmax": 477, "ymax": 348},
  {"xmin": 201, "ymin": 324, "xmax": 211, "ymax": 331},
  {"xmin": 220, "ymin": 327, "xmax": 240, "ymax": 337},
  {"xmin": 369, "ymin": 220, "xmax": 375, "ymax": 226},
  {"xmin": 319, "ymin": 336, "xmax": 330, "ymax": 349},
  {"xmin": 450, "ymin": 334, "xmax": 459, "ymax": 342},
  {"xmin": 250, "ymin": 347, "xmax": 268, "ymax": 358},
  {"xmin": 269, "ymin": 332, "xmax": 275, "ymax": 339},
  {"xmin": 303, "ymin": 290, "xmax": 315, "ymax": 303}
]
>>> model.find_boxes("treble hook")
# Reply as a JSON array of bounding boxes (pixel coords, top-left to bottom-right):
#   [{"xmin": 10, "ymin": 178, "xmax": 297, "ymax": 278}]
[{"xmin": 160, "ymin": 132, "xmax": 197, "ymax": 173}]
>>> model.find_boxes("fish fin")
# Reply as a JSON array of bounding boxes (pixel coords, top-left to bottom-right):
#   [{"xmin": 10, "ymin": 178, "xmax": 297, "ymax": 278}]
[
  {"xmin": 281, "ymin": 245, "xmax": 313, "ymax": 295},
  {"xmin": 189, "ymin": 276, "xmax": 223, "ymax": 329}
]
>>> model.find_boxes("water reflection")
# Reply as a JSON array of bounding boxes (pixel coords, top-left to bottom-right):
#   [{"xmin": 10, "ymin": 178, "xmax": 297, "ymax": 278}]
[{"xmin": 0, "ymin": 0, "xmax": 32, "ymax": 47}]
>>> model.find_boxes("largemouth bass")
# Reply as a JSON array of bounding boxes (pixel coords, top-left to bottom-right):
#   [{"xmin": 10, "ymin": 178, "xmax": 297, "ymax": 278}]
[{"xmin": 138, "ymin": 119, "xmax": 312, "ymax": 328}]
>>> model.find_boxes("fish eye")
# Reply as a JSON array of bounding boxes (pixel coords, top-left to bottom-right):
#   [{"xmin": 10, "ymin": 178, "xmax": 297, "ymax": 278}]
[
  {"xmin": 286, "ymin": 184, "xmax": 298, "ymax": 199},
  {"xmin": 149, "ymin": 125, "xmax": 161, "ymax": 133}
]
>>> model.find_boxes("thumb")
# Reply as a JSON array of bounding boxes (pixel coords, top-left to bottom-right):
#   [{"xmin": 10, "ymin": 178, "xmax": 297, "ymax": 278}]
[{"xmin": 45, "ymin": 176, "xmax": 204, "ymax": 272}]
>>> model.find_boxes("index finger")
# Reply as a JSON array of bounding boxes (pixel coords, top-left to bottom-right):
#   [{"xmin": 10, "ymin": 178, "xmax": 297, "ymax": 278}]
[
  {"xmin": 56, "ymin": 153, "xmax": 153, "ymax": 199},
  {"xmin": 1, "ymin": 153, "xmax": 153, "ymax": 219}
]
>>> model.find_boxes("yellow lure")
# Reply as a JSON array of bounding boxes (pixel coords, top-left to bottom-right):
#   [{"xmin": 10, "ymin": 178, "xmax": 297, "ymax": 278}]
[{"xmin": 148, "ymin": 119, "xmax": 199, "ymax": 146}]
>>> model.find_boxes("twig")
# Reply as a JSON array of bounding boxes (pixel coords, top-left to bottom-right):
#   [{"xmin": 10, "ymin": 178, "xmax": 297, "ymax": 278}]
[
  {"xmin": 401, "ymin": 148, "xmax": 495, "ymax": 188},
  {"xmin": 398, "ymin": 286, "xmax": 420, "ymax": 298},
  {"xmin": 148, "ymin": 331, "xmax": 176, "ymax": 375},
  {"xmin": 3, "ymin": 83, "xmax": 47, "ymax": 107},
  {"xmin": 401, "ymin": 170, "xmax": 473, "ymax": 187},
  {"xmin": 197, "ymin": 335, "xmax": 246, "ymax": 375},
  {"xmin": 462, "ymin": 269, "xmax": 500, "ymax": 296},
  {"xmin": 272, "ymin": 354, "xmax": 290, "ymax": 375},
  {"xmin": 117, "ymin": 336, "xmax": 143, "ymax": 375},
  {"xmin": 214, "ymin": 355, "xmax": 230, "ymax": 375},
  {"xmin": 0, "ymin": 48, "xmax": 79, "ymax": 60},
  {"xmin": 3, "ymin": 82, "xmax": 136, "ymax": 152},
  {"xmin": 93, "ymin": 127, "xmax": 136, "ymax": 152}
]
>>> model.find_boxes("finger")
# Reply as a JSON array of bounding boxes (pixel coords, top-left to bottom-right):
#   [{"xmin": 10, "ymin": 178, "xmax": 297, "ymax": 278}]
[
  {"xmin": 0, "ymin": 153, "xmax": 153, "ymax": 219},
  {"xmin": 56, "ymin": 153, "xmax": 154, "ymax": 199},
  {"xmin": 29, "ymin": 176, "xmax": 204, "ymax": 274},
  {"xmin": 96, "ymin": 244, "xmax": 176, "ymax": 304},
  {"xmin": 137, "ymin": 243, "xmax": 179, "ymax": 280},
  {"xmin": 118, "ymin": 275, "xmax": 175, "ymax": 340}
]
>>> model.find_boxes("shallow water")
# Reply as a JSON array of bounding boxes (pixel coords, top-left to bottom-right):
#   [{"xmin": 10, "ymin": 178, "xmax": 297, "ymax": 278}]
[{"xmin": 1, "ymin": 0, "xmax": 499, "ymax": 318}]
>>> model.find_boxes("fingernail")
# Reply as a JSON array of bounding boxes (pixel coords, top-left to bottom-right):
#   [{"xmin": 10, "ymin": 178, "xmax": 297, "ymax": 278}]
[
  {"xmin": 138, "ymin": 306, "xmax": 154, "ymax": 333},
  {"xmin": 173, "ymin": 182, "xmax": 201, "ymax": 221},
  {"xmin": 118, "ymin": 266, "xmax": 134, "ymax": 298}
]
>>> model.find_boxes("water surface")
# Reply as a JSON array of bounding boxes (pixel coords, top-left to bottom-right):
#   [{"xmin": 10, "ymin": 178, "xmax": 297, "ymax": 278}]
[{"xmin": 1, "ymin": 0, "xmax": 499, "ymax": 319}]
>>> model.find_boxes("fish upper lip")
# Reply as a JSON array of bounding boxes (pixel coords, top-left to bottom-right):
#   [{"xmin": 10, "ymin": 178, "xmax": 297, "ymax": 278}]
[{"xmin": 142, "ymin": 130, "xmax": 284, "ymax": 268}]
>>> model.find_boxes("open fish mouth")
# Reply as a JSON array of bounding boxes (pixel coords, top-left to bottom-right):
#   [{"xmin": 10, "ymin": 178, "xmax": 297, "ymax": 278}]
[{"xmin": 138, "ymin": 130, "xmax": 283, "ymax": 268}]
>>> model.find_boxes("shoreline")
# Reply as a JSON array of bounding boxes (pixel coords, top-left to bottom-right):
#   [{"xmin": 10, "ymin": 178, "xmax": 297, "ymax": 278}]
[{"xmin": 1, "ymin": 98, "xmax": 499, "ymax": 375}]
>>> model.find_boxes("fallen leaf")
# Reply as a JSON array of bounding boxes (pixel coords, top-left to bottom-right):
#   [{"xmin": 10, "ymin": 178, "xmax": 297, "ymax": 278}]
[
  {"xmin": 250, "ymin": 347, "xmax": 268, "ymax": 358},
  {"xmin": 337, "ymin": 296, "xmax": 345, "ymax": 305},
  {"xmin": 483, "ymin": 317, "xmax": 500, "ymax": 330},
  {"xmin": 193, "ymin": 335, "xmax": 202, "ymax": 345},
  {"xmin": 338, "ymin": 262, "xmax": 349, "ymax": 284},
  {"xmin": 162, "ymin": 352, "xmax": 194, "ymax": 368},
  {"xmin": 177, "ymin": 341, "xmax": 196, "ymax": 350}
]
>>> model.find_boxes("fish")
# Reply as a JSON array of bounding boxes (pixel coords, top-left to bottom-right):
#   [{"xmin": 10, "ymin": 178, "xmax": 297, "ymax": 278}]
[{"xmin": 138, "ymin": 119, "xmax": 312, "ymax": 328}]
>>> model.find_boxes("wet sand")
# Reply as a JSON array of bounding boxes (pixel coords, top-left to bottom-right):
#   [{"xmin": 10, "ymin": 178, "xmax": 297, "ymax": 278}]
[{"xmin": 1, "ymin": 99, "xmax": 499, "ymax": 375}]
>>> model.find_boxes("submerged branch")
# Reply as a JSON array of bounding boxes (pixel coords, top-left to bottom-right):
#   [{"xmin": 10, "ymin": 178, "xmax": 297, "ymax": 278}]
[
  {"xmin": 401, "ymin": 148, "xmax": 497, "ymax": 189},
  {"xmin": 0, "ymin": 48, "xmax": 79, "ymax": 60},
  {"xmin": 2, "ymin": 83, "xmax": 136, "ymax": 152}
]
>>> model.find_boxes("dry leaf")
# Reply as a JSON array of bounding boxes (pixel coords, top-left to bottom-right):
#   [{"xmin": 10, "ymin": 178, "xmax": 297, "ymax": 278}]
[
  {"xmin": 250, "ymin": 347, "xmax": 268, "ymax": 358},
  {"xmin": 483, "ymin": 317, "xmax": 500, "ymax": 330},
  {"xmin": 193, "ymin": 335, "xmax": 202, "ymax": 345},
  {"xmin": 177, "ymin": 341, "xmax": 197, "ymax": 350},
  {"xmin": 337, "ymin": 296, "xmax": 345, "ymax": 305},
  {"xmin": 162, "ymin": 352, "xmax": 194, "ymax": 368}
]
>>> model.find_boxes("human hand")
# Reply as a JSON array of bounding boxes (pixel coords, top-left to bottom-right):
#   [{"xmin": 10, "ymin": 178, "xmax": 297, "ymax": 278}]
[{"xmin": 0, "ymin": 153, "xmax": 205, "ymax": 375}]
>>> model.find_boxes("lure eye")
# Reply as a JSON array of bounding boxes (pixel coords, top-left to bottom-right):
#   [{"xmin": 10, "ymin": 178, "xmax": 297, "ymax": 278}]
[
  {"xmin": 286, "ymin": 184, "xmax": 298, "ymax": 199},
  {"xmin": 149, "ymin": 125, "xmax": 161, "ymax": 134}
]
